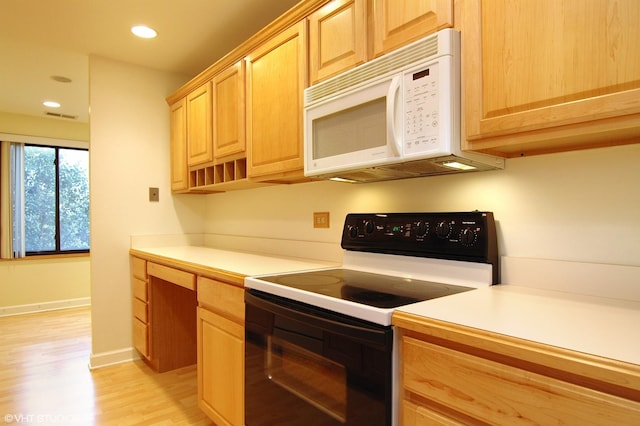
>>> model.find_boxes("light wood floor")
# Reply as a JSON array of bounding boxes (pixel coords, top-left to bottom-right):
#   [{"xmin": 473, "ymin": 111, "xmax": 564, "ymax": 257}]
[{"xmin": 0, "ymin": 307, "xmax": 213, "ymax": 425}]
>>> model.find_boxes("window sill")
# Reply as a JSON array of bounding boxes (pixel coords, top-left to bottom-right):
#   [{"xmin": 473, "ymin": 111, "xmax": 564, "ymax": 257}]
[{"xmin": 0, "ymin": 252, "xmax": 90, "ymax": 262}]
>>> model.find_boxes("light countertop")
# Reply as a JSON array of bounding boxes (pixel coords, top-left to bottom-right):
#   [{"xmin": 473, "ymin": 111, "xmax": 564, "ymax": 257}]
[
  {"xmin": 131, "ymin": 244, "xmax": 639, "ymax": 366},
  {"xmin": 396, "ymin": 284, "xmax": 640, "ymax": 366},
  {"xmin": 130, "ymin": 245, "xmax": 338, "ymax": 277}
]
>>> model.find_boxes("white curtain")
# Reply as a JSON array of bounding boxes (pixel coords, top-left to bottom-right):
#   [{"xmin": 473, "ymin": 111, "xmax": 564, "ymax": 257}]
[
  {"xmin": 10, "ymin": 143, "xmax": 25, "ymax": 257},
  {"xmin": 0, "ymin": 141, "xmax": 25, "ymax": 258},
  {"xmin": 0, "ymin": 141, "xmax": 11, "ymax": 258}
]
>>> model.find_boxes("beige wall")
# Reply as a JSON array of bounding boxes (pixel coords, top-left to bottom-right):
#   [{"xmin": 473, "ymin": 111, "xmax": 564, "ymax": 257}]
[
  {"xmin": 0, "ymin": 111, "xmax": 89, "ymax": 142},
  {"xmin": 203, "ymin": 143, "xmax": 640, "ymax": 268},
  {"xmin": 0, "ymin": 257, "xmax": 90, "ymax": 314},
  {"xmin": 0, "ymin": 112, "xmax": 91, "ymax": 312},
  {"xmin": 88, "ymin": 56, "xmax": 205, "ymax": 366}
]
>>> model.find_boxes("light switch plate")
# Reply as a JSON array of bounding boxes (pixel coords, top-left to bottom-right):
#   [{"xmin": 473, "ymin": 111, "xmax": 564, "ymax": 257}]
[{"xmin": 149, "ymin": 187, "xmax": 159, "ymax": 202}]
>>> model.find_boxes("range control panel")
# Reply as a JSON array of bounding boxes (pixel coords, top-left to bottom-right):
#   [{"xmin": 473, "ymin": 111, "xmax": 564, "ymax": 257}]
[{"xmin": 341, "ymin": 211, "xmax": 497, "ymax": 266}]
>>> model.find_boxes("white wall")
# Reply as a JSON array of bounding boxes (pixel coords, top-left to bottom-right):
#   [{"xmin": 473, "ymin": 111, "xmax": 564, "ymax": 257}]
[
  {"xmin": 204, "ymin": 143, "xmax": 640, "ymax": 268},
  {"xmin": 88, "ymin": 56, "xmax": 206, "ymax": 367},
  {"xmin": 87, "ymin": 53, "xmax": 640, "ymax": 365}
]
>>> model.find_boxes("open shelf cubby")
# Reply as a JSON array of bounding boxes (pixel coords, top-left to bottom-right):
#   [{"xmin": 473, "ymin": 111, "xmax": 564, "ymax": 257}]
[{"xmin": 188, "ymin": 158, "xmax": 256, "ymax": 192}]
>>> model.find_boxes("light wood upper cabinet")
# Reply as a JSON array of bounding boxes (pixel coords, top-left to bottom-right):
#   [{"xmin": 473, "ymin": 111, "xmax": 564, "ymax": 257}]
[
  {"xmin": 186, "ymin": 81, "xmax": 214, "ymax": 166},
  {"xmin": 308, "ymin": 0, "xmax": 367, "ymax": 84},
  {"xmin": 213, "ymin": 60, "xmax": 246, "ymax": 161},
  {"xmin": 371, "ymin": 0, "xmax": 453, "ymax": 58},
  {"xmin": 169, "ymin": 98, "xmax": 189, "ymax": 192},
  {"xmin": 462, "ymin": 0, "xmax": 640, "ymax": 157},
  {"xmin": 246, "ymin": 21, "xmax": 308, "ymax": 181}
]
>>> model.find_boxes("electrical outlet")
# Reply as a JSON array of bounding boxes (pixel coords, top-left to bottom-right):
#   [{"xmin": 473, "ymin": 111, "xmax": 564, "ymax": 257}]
[
  {"xmin": 313, "ymin": 212, "xmax": 330, "ymax": 228},
  {"xmin": 149, "ymin": 187, "xmax": 159, "ymax": 202}
]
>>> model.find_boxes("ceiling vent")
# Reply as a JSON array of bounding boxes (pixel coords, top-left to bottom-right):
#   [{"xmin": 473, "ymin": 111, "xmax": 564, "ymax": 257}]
[{"xmin": 44, "ymin": 111, "xmax": 78, "ymax": 120}]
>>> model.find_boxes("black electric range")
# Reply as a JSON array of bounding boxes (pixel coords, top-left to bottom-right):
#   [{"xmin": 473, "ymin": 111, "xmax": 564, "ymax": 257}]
[{"xmin": 245, "ymin": 211, "xmax": 498, "ymax": 325}]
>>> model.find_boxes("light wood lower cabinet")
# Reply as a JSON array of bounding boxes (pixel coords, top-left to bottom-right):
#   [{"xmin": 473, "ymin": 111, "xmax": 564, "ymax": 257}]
[
  {"xmin": 197, "ymin": 276, "xmax": 245, "ymax": 426},
  {"xmin": 394, "ymin": 311, "xmax": 640, "ymax": 425},
  {"xmin": 131, "ymin": 256, "xmax": 150, "ymax": 359}
]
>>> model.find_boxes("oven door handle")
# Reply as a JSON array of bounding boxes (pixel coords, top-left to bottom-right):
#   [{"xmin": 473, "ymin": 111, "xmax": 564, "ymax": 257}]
[{"xmin": 245, "ymin": 290, "xmax": 392, "ymax": 349}]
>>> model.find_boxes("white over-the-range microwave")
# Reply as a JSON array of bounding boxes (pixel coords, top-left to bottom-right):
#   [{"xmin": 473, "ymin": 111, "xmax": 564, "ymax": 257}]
[{"xmin": 303, "ymin": 28, "xmax": 504, "ymax": 183}]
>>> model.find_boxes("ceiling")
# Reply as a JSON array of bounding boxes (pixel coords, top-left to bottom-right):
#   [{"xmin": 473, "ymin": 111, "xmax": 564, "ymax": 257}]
[{"xmin": 0, "ymin": 0, "xmax": 301, "ymax": 123}]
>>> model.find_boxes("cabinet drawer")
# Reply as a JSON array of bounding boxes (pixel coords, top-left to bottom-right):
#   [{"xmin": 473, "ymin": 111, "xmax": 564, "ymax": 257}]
[
  {"xmin": 147, "ymin": 262, "xmax": 196, "ymax": 291},
  {"xmin": 132, "ymin": 277, "xmax": 148, "ymax": 301},
  {"xmin": 131, "ymin": 256, "xmax": 147, "ymax": 280},
  {"xmin": 198, "ymin": 276, "xmax": 244, "ymax": 323},
  {"xmin": 133, "ymin": 318, "xmax": 149, "ymax": 358},
  {"xmin": 402, "ymin": 400, "xmax": 464, "ymax": 426},
  {"xmin": 402, "ymin": 336, "xmax": 640, "ymax": 425},
  {"xmin": 133, "ymin": 298, "xmax": 148, "ymax": 323}
]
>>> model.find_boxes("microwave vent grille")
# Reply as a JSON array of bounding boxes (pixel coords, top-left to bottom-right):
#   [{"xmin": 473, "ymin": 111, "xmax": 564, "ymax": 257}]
[{"xmin": 306, "ymin": 33, "xmax": 441, "ymax": 104}]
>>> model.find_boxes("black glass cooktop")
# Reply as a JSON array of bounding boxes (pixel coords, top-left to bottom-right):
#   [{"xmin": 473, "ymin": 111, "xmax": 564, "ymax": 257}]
[{"xmin": 257, "ymin": 268, "xmax": 474, "ymax": 309}]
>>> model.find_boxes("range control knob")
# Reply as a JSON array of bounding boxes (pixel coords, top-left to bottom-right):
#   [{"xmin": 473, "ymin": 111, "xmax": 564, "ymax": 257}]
[
  {"xmin": 435, "ymin": 221, "xmax": 451, "ymax": 239},
  {"xmin": 415, "ymin": 221, "xmax": 428, "ymax": 237},
  {"xmin": 364, "ymin": 220, "xmax": 375, "ymax": 234},
  {"xmin": 460, "ymin": 228, "xmax": 477, "ymax": 246},
  {"xmin": 348, "ymin": 225, "xmax": 359, "ymax": 239}
]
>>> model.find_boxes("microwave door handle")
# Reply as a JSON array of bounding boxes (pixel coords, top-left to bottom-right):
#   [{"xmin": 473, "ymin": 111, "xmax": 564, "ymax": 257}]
[{"xmin": 386, "ymin": 75, "xmax": 402, "ymax": 157}]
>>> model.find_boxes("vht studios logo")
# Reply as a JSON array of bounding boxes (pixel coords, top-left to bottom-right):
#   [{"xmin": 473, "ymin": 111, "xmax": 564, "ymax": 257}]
[{"xmin": 4, "ymin": 413, "xmax": 80, "ymax": 424}]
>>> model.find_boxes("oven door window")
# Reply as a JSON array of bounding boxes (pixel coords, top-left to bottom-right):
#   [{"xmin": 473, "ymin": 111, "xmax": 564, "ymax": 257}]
[
  {"xmin": 268, "ymin": 334, "xmax": 347, "ymax": 422},
  {"xmin": 245, "ymin": 290, "xmax": 392, "ymax": 426}
]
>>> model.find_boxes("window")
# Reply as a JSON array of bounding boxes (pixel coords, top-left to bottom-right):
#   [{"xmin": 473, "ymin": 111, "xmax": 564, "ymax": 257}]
[
  {"xmin": 1, "ymin": 140, "xmax": 89, "ymax": 258},
  {"xmin": 22, "ymin": 145, "xmax": 90, "ymax": 254}
]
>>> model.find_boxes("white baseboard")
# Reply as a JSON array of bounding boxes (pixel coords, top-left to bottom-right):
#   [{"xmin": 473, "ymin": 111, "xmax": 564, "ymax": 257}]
[
  {"xmin": 0, "ymin": 297, "xmax": 91, "ymax": 317},
  {"xmin": 89, "ymin": 347, "xmax": 140, "ymax": 370}
]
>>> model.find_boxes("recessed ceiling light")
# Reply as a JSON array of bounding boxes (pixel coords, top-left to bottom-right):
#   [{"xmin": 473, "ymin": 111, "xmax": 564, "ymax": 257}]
[
  {"xmin": 43, "ymin": 101, "xmax": 61, "ymax": 108},
  {"xmin": 131, "ymin": 25, "xmax": 157, "ymax": 39}
]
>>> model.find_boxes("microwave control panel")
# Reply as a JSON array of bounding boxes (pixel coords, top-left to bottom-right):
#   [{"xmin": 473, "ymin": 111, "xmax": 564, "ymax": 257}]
[
  {"xmin": 402, "ymin": 52, "xmax": 458, "ymax": 158},
  {"xmin": 404, "ymin": 64, "xmax": 440, "ymax": 151}
]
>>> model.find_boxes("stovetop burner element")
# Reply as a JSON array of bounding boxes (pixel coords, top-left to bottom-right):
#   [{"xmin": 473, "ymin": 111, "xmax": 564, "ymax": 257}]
[{"xmin": 257, "ymin": 268, "xmax": 474, "ymax": 309}]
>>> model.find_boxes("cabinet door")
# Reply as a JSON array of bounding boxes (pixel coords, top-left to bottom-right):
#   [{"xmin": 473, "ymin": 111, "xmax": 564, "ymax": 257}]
[
  {"xmin": 213, "ymin": 60, "xmax": 246, "ymax": 160},
  {"xmin": 169, "ymin": 98, "xmax": 189, "ymax": 192},
  {"xmin": 246, "ymin": 21, "xmax": 307, "ymax": 180},
  {"xmin": 198, "ymin": 307, "xmax": 244, "ymax": 426},
  {"xmin": 186, "ymin": 81, "xmax": 214, "ymax": 166},
  {"xmin": 463, "ymin": 0, "xmax": 640, "ymax": 156},
  {"xmin": 402, "ymin": 335, "xmax": 640, "ymax": 425},
  {"xmin": 308, "ymin": 0, "xmax": 367, "ymax": 84},
  {"xmin": 132, "ymin": 318, "xmax": 149, "ymax": 358},
  {"xmin": 371, "ymin": 0, "xmax": 453, "ymax": 57}
]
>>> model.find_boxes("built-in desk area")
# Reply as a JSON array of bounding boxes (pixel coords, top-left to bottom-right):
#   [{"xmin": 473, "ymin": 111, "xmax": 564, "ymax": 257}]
[{"xmin": 146, "ymin": 262, "xmax": 198, "ymax": 373}]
